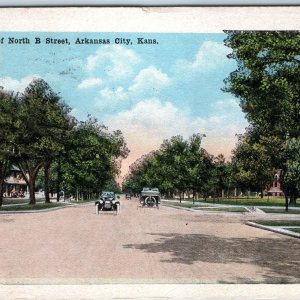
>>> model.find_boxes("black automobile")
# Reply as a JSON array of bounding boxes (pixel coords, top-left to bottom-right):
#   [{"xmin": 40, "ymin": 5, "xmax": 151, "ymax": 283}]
[{"xmin": 95, "ymin": 191, "xmax": 120, "ymax": 215}]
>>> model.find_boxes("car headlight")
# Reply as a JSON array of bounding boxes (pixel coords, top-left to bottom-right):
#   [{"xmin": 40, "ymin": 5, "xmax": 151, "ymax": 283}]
[
  {"xmin": 99, "ymin": 200, "xmax": 103, "ymax": 204},
  {"xmin": 112, "ymin": 200, "xmax": 116, "ymax": 204}
]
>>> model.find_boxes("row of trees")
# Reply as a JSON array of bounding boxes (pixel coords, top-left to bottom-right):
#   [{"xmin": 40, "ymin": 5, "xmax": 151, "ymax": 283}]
[
  {"xmin": 224, "ymin": 31, "xmax": 300, "ymax": 208},
  {"xmin": 123, "ymin": 134, "xmax": 241, "ymax": 202},
  {"xmin": 0, "ymin": 79, "xmax": 128, "ymax": 206},
  {"xmin": 124, "ymin": 31, "xmax": 300, "ymax": 209}
]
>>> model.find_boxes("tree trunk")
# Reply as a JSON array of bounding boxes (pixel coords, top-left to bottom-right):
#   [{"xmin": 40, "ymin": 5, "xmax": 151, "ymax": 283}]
[
  {"xmin": 0, "ymin": 180, "xmax": 4, "ymax": 207},
  {"xmin": 260, "ymin": 188, "xmax": 264, "ymax": 198},
  {"xmin": 289, "ymin": 194, "xmax": 297, "ymax": 206},
  {"xmin": 17, "ymin": 162, "xmax": 41, "ymax": 205},
  {"xmin": 285, "ymin": 194, "xmax": 289, "ymax": 212},
  {"xmin": 56, "ymin": 161, "xmax": 62, "ymax": 202},
  {"xmin": 44, "ymin": 162, "xmax": 51, "ymax": 203},
  {"xmin": 0, "ymin": 161, "xmax": 8, "ymax": 207},
  {"xmin": 28, "ymin": 179, "xmax": 36, "ymax": 205}
]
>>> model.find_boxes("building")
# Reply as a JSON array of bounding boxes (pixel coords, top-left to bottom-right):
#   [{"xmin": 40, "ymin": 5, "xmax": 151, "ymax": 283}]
[
  {"xmin": 4, "ymin": 166, "xmax": 28, "ymax": 197},
  {"xmin": 267, "ymin": 170, "xmax": 284, "ymax": 197}
]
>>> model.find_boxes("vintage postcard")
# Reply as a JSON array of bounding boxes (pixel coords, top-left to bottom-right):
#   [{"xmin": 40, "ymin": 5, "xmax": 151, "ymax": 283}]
[{"xmin": 0, "ymin": 6, "xmax": 300, "ymax": 300}]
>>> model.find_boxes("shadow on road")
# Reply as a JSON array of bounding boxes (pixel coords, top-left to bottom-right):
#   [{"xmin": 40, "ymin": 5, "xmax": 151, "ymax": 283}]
[{"xmin": 124, "ymin": 233, "xmax": 300, "ymax": 282}]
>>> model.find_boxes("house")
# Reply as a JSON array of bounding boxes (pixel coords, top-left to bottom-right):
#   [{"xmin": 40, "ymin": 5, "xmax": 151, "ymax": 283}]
[{"xmin": 4, "ymin": 166, "xmax": 28, "ymax": 197}]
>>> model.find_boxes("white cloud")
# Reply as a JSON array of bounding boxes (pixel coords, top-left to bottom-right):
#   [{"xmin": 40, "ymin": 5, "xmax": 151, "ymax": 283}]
[
  {"xmin": 85, "ymin": 45, "xmax": 141, "ymax": 80},
  {"xmin": 95, "ymin": 86, "xmax": 128, "ymax": 111},
  {"xmin": 78, "ymin": 77, "xmax": 102, "ymax": 89},
  {"xmin": 99, "ymin": 86, "xmax": 127, "ymax": 101},
  {"xmin": 0, "ymin": 75, "xmax": 41, "ymax": 93},
  {"xmin": 128, "ymin": 66, "xmax": 171, "ymax": 93},
  {"xmin": 213, "ymin": 98, "xmax": 240, "ymax": 110},
  {"xmin": 176, "ymin": 41, "xmax": 230, "ymax": 73},
  {"xmin": 94, "ymin": 66, "xmax": 171, "ymax": 111}
]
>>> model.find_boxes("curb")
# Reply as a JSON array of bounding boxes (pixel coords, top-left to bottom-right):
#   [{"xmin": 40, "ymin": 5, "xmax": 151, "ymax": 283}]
[
  {"xmin": 162, "ymin": 204, "xmax": 196, "ymax": 212},
  {"xmin": 163, "ymin": 204, "xmax": 246, "ymax": 215},
  {"xmin": 69, "ymin": 202, "xmax": 95, "ymax": 207},
  {"xmin": 246, "ymin": 221, "xmax": 300, "ymax": 239}
]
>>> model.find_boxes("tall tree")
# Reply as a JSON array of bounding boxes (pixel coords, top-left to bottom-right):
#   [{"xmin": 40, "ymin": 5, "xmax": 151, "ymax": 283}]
[
  {"xmin": 15, "ymin": 79, "xmax": 72, "ymax": 204},
  {"xmin": 62, "ymin": 117, "xmax": 129, "ymax": 199},
  {"xmin": 232, "ymin": 128, "xmax": 276, "ymax": 198},
  {"xmin": 282, "ymin": 137, "xmax": 300, "ymax": 207},
  {"xmin": 0, "ymin": 89, "xmax": 19, "ymax": 206},
  {"xmin": 224, "ymin": 31, "xmax": 300, "ymax": 204}
]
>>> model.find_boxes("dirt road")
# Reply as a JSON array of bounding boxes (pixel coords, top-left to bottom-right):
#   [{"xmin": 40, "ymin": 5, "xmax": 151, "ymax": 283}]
[{"xmin": 0, "ymin": 196, "xmax": 299, "ymax": 283}]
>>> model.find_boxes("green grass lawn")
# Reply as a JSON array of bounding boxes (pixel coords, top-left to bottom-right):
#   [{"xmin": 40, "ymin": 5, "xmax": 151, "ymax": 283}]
[
  {"xmin": 260, "ymin": 208, "xmax": 300, "ymax": 214},
  {"xmin": 3, "ymin": 199, "xmax": 45, "ymax": 205},
  {"xmin": 254, "ymin": 220, "xmax": 300, "ymax": 227},
  {"xmin": 289, "ymin": 228, "xmax": 300, "ymax": 233},
  {"xmin": 0, "ymin": 203, "xmax": 68, "ymax": 211},
  {"xmin": 163, "ymin": 202, "xmax": 247, "ymax": 212},
  {"xmin": 162, "ymin": 202, "xmax": 210, "ymax": 208},
  {"xmin": 165, "ymin": 197, "xmax": 299, "ymax": 207},
  {"xmin": 194, "ymin": 207, "xmax": 248, "ymax": 213}
]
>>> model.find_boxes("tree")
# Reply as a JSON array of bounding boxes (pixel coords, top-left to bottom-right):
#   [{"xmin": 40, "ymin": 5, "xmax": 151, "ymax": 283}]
[
  {"xmin": 62, "ymin": 117, "xmax": 129, "ymax": 200},
  {"xmin": 102, "ymin": 179, "xmax": 121, "ymax": 194},
  {"xmin": 232, "ymin": 128, "xmax": 276, "ymax": 198},
  {"xmin": 224, "ymin": 31, "xmax": 300, "ymax": 204},
  {"xmin": 123, "ymin": 134, "xmax": 212, "ymax": 202},
  {"xmin": 184, "ymin": 134, "xmax": 213, "ymax": 202},
  {"xmin": 15, "ymin": 79, "xmax": 72, "ymax": 204},
  {"xmin": 0, "ymin": 89, "xmax": 19, "ymax": 206},
  {"xmin": 282, "ymin": 137, "xmax": 300, "ymax": 208}
]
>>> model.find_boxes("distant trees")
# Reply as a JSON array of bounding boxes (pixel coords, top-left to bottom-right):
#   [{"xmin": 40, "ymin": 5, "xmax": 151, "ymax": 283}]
[
  {"xmin": 123, "ymin": 134, "xmax": 233, "ymax": 201},
  {"xmin": 0, "ymin": 79, "xmax": 128, "ymax": 206}
]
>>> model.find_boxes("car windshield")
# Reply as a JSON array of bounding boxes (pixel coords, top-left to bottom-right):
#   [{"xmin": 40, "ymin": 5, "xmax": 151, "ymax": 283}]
[
  {"xmin": 142, "ymin": 188, "xmax": 150, "ymax": 192},
  {"xmin": 101, "ymin": 192, "xmax": 114, "ymax": 198}
]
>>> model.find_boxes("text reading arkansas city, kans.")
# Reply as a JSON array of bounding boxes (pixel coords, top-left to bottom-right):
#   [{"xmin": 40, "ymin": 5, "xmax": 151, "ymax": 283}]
[{"xmin": 0, "ymin": 37, "xmax": 159, "ymax": 45}]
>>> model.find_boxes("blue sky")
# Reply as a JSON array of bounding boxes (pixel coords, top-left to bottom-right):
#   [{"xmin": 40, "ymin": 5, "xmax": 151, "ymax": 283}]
[{"xmin": 0, "ymin": 32, "xmax": 248, "ymax": 176}]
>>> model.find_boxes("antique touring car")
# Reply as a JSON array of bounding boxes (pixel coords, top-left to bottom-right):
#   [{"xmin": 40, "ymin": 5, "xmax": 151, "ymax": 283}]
[
  {"xmin": 139, "ymin": 187, "xmax": 160, "ymax": 209},
  {"xmin": 95, "ymin": 191, "xmax": 120, "ymax": 215}
]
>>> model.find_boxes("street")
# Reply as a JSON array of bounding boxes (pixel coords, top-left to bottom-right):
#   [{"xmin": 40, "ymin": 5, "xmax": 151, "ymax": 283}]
[{"xmin": 0, "ymin": 196, "xmax": 299, "ymax": 283}]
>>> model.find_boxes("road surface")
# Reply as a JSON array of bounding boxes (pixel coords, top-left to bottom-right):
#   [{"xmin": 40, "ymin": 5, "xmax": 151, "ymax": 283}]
[{"xmin": 0, "ymin": 196, "xmax": 299, "ymax": 283}]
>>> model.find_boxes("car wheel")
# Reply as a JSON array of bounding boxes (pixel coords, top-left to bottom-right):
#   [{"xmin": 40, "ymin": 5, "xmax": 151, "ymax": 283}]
[
  {"xmin": 145, "ymin": 196, "xmax": 156, "ymax": 207},
  {"xmin": 95, "ymin": 203, "xmax": 99, "ymax": 215}
]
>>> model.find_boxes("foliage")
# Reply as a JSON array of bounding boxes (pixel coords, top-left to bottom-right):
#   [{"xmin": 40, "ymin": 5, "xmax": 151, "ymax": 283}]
[
  {"xmin": 224, "ymin": 31, "xmax": 300, "ymax": 204},
  {"xmin": 231, "ymin": 128, "xmax": 276, "ymax": 195},
  {"xmin": 0, "ymin": 89, "xmax": 19, "ymax": 206},
  {"xmin": 123, "ymin": 134, "xmax": 226, "ymax": 200},
  {"xmin": 12, "ymin": 79, "xmax": 73, "ymax": 204},
  {"xmin": 282, "ymin": 137, "xmax": 300, "ymax": 203},
  {"xmin": 0, "ymin": 79, "xmax": 128, "ymax": 204},
  {"xmin": 61, "ymin": 117, "xmax": 128, "ymax": 198}
]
